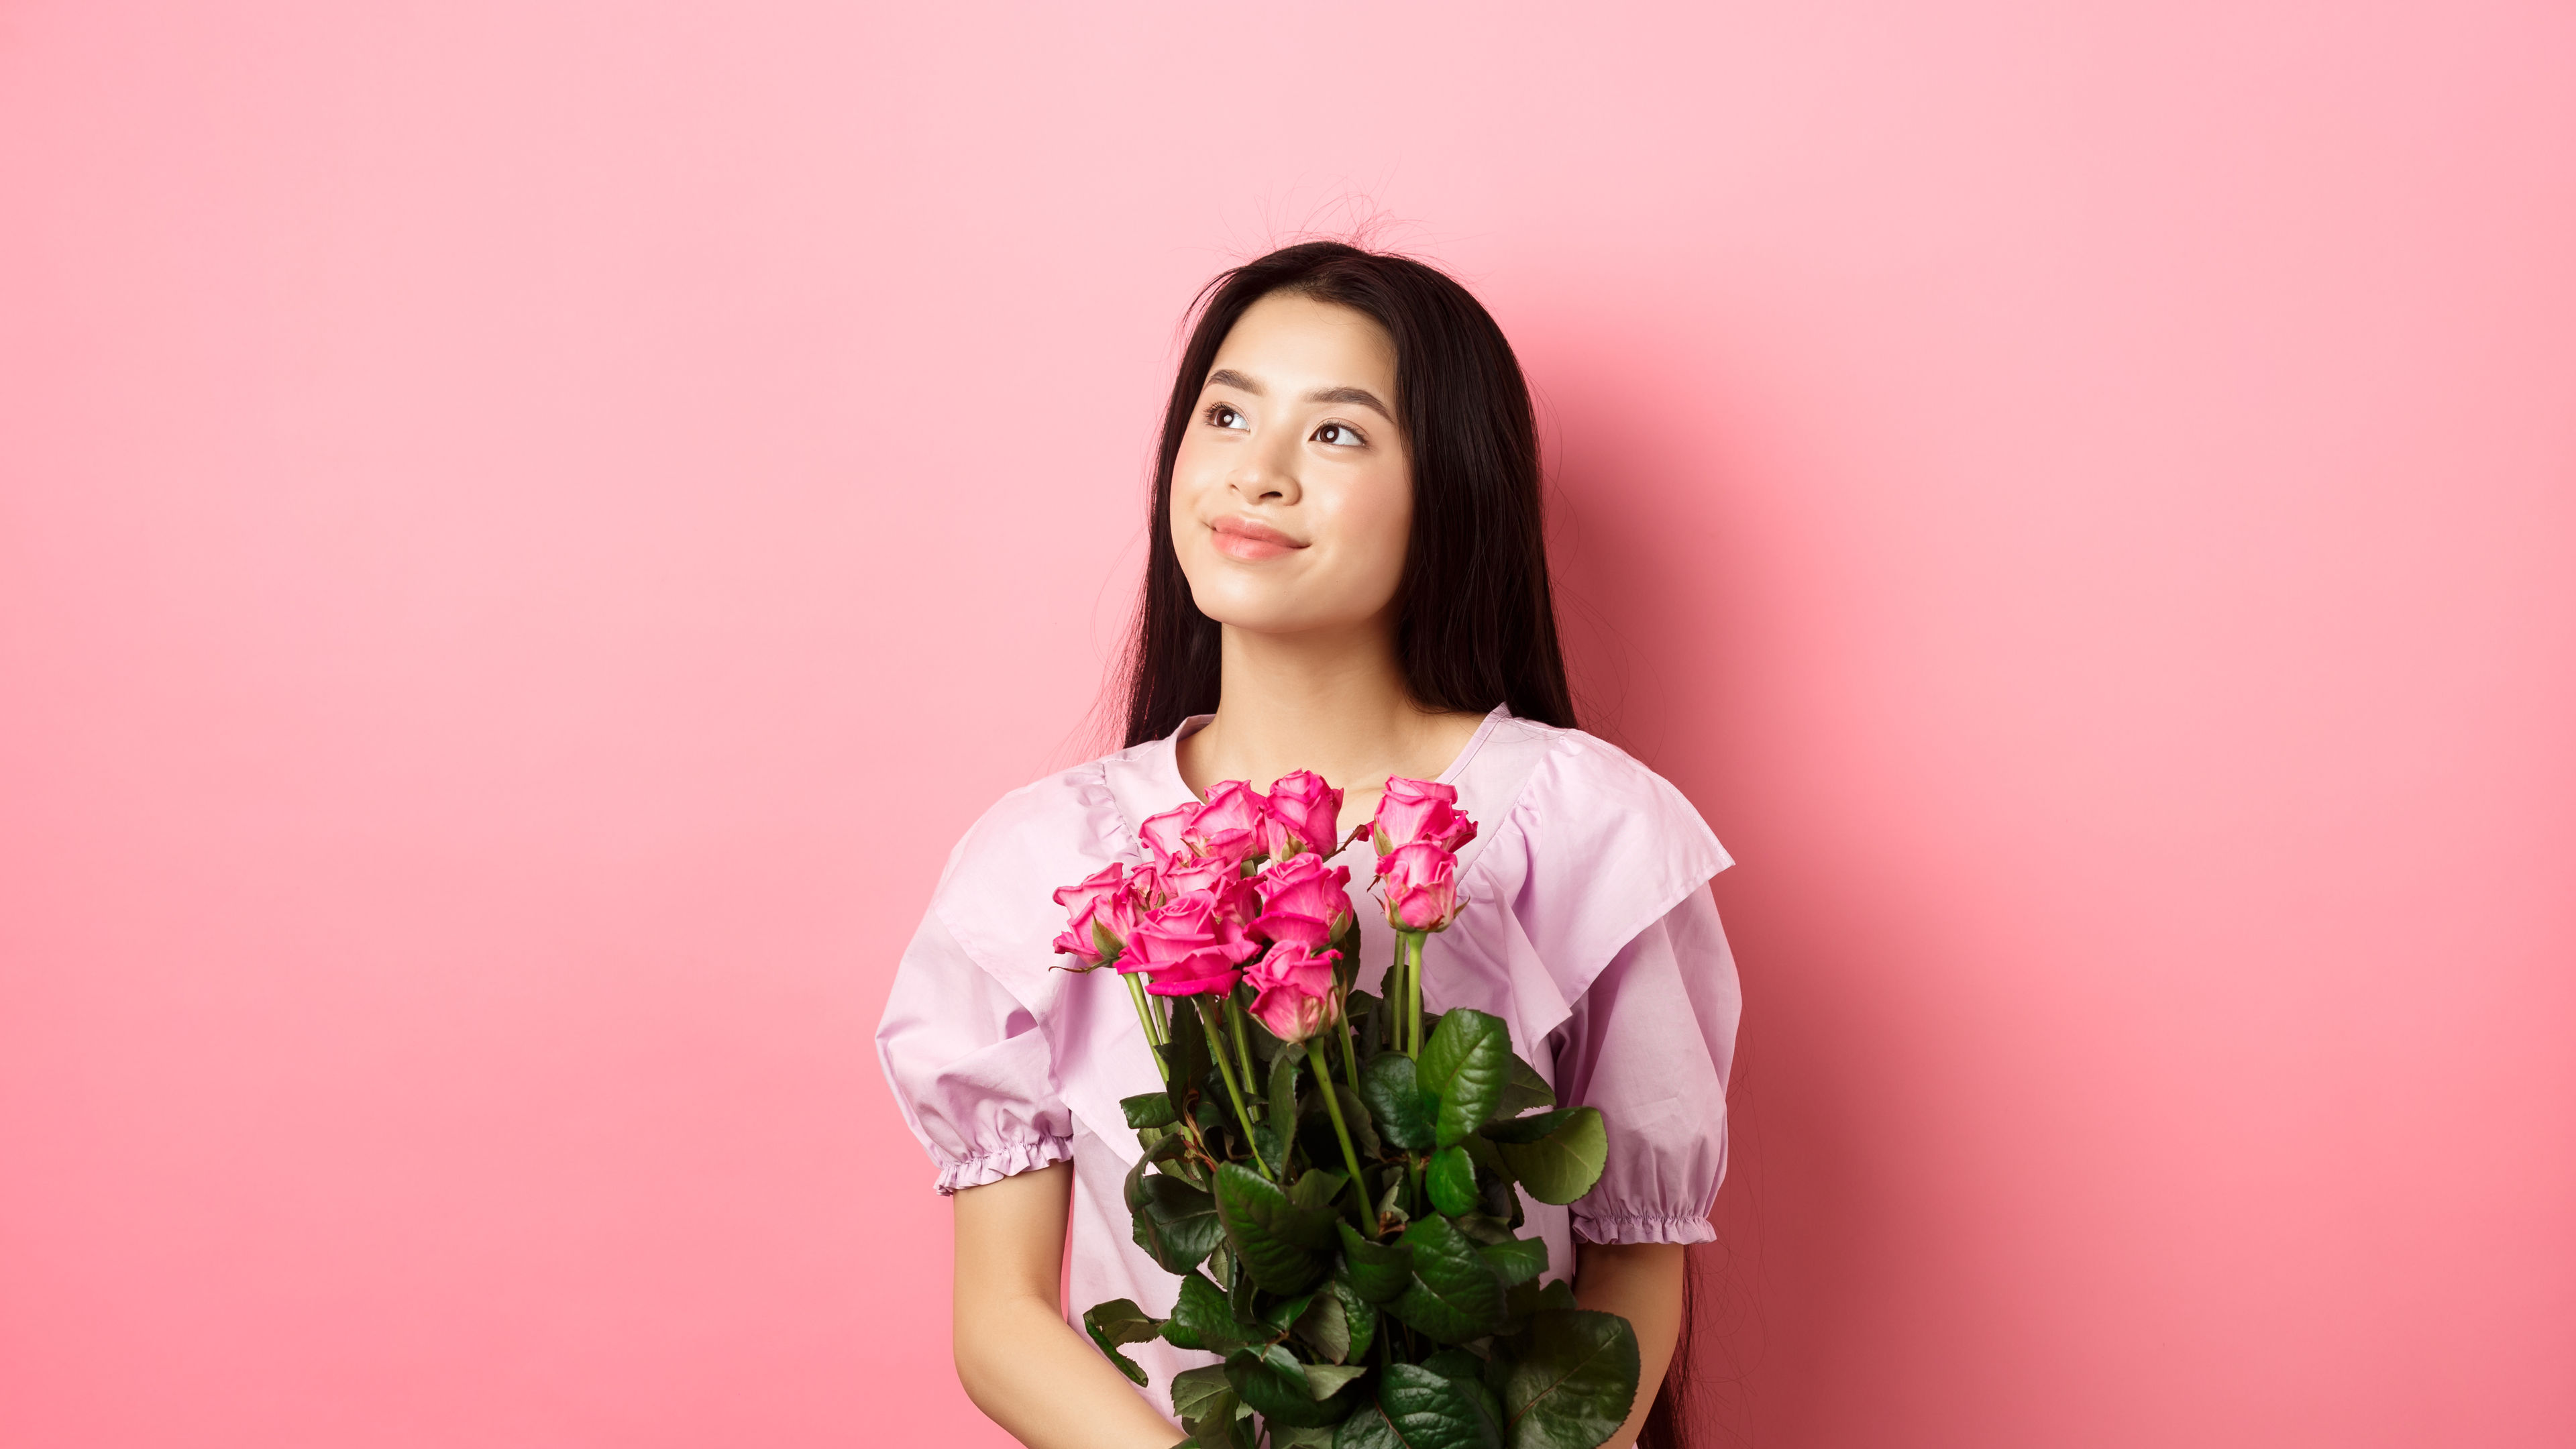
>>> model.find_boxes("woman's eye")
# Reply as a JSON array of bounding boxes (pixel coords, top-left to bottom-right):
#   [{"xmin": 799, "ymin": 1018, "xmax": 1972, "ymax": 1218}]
[
  {"xmin": 1313, "ymin": 423, "xmax": 1365, "ymax": 447},
  {"xmin": 1205, "ymin": 403, "xmax": 1249, "ymax": 431}
]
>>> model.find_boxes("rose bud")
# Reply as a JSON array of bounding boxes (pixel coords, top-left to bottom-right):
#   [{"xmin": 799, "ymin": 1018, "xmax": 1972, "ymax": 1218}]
[
  {"xmin": 1053, "ymin": 863, "xmax": 1127, "ymax": 916},
  {"xmin": 1159, "ymin": 852, "xmax": 1240, "ymax": 901},
  {"xmin": 1139, "ymin": 950, "xmax": 1249, "ymax": 998},
  {"xmin": 1263, "ymin": 770, "xmax": 1345, "ymax": 858},
  {"xmin": 1256, "ymin": 853, "xmax": 1355, "ymax": 937},
  {"xmin": 1242, "ymin": 941, "xmax": 1343, "ymax": 1044},
  {"xmin": 1049, "ymin": 865, "xmax": 1130, "ymax": 968},
  {"xmin": 1124, "ymin": 863, "xmax": 1169, "ymax": 912},
  {"xmin": 1248, "ymin": 910, "xmax": 1333, "ymax": 951},
  {"xmin": 1138, "ymin": 804, "xmax": 1200, "ymax": 867},
  {"xmin": 1371, "ymin": 777, "xmax": 1478, "ymax": 856},
  {"xmin": 1376, "ymin": 841, "xmax": 1462, "ymax": 932},
  {"xmin": 1185, "ymin": 780, "xmax": 1271, "ymax": 863},
  {"xmin": 1121, "ymin": 891, "xmax": 1258, "ymax": 997}
]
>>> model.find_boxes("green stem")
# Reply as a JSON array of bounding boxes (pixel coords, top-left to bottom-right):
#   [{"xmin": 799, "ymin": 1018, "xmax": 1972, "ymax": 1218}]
[
  {"xmin": 1122, "ymin": 972, "xmax": 1168, "ymax": 1081},
  {"xmin": 1384, "ymin": 937, "xmax": 1405, "ymax": 1054},
  {"xmin": 1307, "ymin": 1039, "xmax": 1373, "ymax": 1230},
  {"xmin": 1198, "ymin": 997, "xmax": 1271, "ymax": 1179},
  {"xmin": 1227, "ymin": 1000, "xmax": 1260, "ymax": 1104},
  {"xmin": 1403, "ymin": 933, "xmax": 1426, "ymax": 1058},
  {"xmin": 1336, "ymin": 1011, "xmax": 1363, "ymax": 1099}
]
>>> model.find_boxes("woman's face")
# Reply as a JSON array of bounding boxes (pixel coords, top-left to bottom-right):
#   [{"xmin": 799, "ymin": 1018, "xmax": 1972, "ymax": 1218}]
[{"xmin": 1169, "ymin": 291, "xmax": 1412, "ymax": 639}]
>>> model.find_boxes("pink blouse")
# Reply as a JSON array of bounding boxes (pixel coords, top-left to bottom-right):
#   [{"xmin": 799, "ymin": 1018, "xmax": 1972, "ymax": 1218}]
[{"xmin": 875, "ymin": 707, "xmax": 1740, "ymax": 1403}]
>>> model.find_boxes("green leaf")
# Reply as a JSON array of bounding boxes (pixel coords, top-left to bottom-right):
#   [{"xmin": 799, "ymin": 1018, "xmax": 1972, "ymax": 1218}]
[
  {"xmin": 1289, "ymin": 1168, "xmax": 1348, "ymax": 1214},
  {"xmin": 1336, "ymin": 1220, "xmax": 1414, "ymax": 1303},
  {"xmin": 1418, "ymin": 1008, "xmax": 1512, "ymax": 1148},
  {"xmin": 1214, "ymin": 1163, "xmax": 1332, "ymax": 1295},
  {"xmin": 1263, "ymin": 1290, "xmax": 1318, "ymax": 1336},
  {"xmin": 1479, "ymin": 1108, "xmax": 1577, "ymax": 1144},
  {"xmin": 1164, "ymin": 1003, "xmax": 1212, "ymax": 1126},
  {"xmin": 1132, "ymin": 1171, "xmax": 1226, "ymax": 1274},
  {"xmin": 1332, "ymin": 1274, "xmax": 1380, "ymax": 1361},
  {"xmin": 1123, "ymin": 1091, "xmax": 1179, "ymax": 1129},
  {"xmin": 1488, "ymin": 1108, "xmax": 1608, "ymax": 1206},
  {"xmin": 1295, "ymin": 1285, "xmax": 1350, "ymax": 1362},
  {"xmin": 1334, "ymin": 1404, "xmax": 1401, "ymax": 1449},
  {"xmin": 1501, "ymin": 1309, "xmax": 1640, "ymax": 1449},
  {"xmin": 1125, "ymin": 1135, "xmax": 1224, "ymax": 1273},
  {"xmin": 1478, "ymin": 1236, "xmax": 1550, "ymax": 1287},
  {"xmin": 1177, "ymin": 1370, "xmax": 1248, "ymax": 1449},
  {"xmin": 1081, "ymin": 1299, "xmax": 1162, "ymax": 1386},
  {"xmin": 1359, "ymin": 1052, "xmax": 1436, "ymax": 1151},
  {"xmin": 1171, "ymin": 1364, "xmax": 1236, "ymax": 1424},
  {"xmin": 1228, "ymin": 1345, "xmax": 1356, "ymax": 1428},
  {"xmin": 1493, "ymin": 1053, "xmax": 1556, "ymax": 1120},
  {"xmin": 1376, "ymin": 1362, "xmax": 1503, "ymax": 1449},
  {"xmin": 1273, "ymin": 1425, "xmax": 1340, "ymax": 1449},
  {"xmin": 1421, "ymin": 1348, "xmax": 1485, "ymax": 1382},
  {"xmin": 1389, "ymin": 1214, "xmax": 1511, "ymax": 1344},
  {"xmin": 1426, "ymin": 1144, "xmax": 1481, "ymax": 1217},
  {"xmin": 1261, "ymin": 1047, "xmax": 1304, "ymax": 1173},
  {"xmin": 1333, "ymin": 1083, "xmax": 1383, "ymax": 1157},
  {"xmin": 1166, "ymin": 1271, "xmax": 1260, "ymax": 1354},
  {"xmin": 1303, "ymin": 1362, "xmax": 1371, "ymax": 1400}
]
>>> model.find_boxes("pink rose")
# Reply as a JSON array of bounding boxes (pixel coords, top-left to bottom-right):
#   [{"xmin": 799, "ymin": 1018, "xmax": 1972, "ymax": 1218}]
[
  {"xmin": 1053, "ymin": 863, "xmax": 1128, "ymax": 919},
  {"xmin": 1243, "ymin": 941, "xmax": 1342, "ymax": 1044},
  {"xmin": 1376, "ymin": 841, "xmax": 1462, "ymax": 932},
  {"xmin": 1139, "ymin": 804, "xmax": 1199, "ymax": 867},
  {"xmin": 1051, "ymin": 865, "xmax": 1134, "ymax": 968},
  {"xmin": 1185, "ymin": 780, "xmax": 1270, "ymax": 863},
  {"xmin": 1160, "ymin": 852, "xmax": 1241, "ymax": 900},
  {"xmin": 1371, "ymin": 777, "xmax": 1478, "ymax": 855},
  {"xmin": 1256, "ymin": 853, "xmax": 1355, "ymax": 937},
  {"xmin": 1263, "ymin": 770, "xmax": 1345, "ymax": 857},
  {"xmin": 1205, "ymin": 875, "xmax": 1261, "ymax": 930},
  {"xmin": 1122, "ymin": 891, "xmax": 1258, "ymax": 997},
  {"xmin": 1249, "ymin": 910, "xmax": 1333, "ymax": 951},
  {"xmin": 1124, "ymin": 863, "xmax": 1169, "ymax": 912}
]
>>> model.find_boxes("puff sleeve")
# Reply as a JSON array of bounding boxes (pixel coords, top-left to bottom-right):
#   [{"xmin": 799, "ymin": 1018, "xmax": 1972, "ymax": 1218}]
[
  {"xmin": 1546, "ymin": 883, "xmax": 1741, "ymax": 1246},
  {"xmin": 875, "ymin": 909, "xmax": 1075, "ymax": 1193}
]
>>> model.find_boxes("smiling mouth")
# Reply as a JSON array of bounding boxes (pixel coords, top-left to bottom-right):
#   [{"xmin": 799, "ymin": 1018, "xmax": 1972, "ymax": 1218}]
[{"xmin": 1210, "ymin": 517, "xmax": 1304, "ymax": 561}]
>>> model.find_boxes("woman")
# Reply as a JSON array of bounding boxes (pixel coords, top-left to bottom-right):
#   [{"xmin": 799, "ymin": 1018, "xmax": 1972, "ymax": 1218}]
[{"xmin": 876, "ymin": 241, "xmax": 1739, "ymax": 1448}]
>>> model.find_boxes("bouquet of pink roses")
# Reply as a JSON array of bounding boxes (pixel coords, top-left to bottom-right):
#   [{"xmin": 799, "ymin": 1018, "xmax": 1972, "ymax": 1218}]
[{"xmin": 1053, "ymin": 773, "xmax": 1641, "ymax": 1449}]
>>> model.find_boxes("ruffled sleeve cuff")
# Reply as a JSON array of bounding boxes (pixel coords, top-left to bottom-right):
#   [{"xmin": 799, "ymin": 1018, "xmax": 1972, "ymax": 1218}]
[
  {"xmin": 1570, "ymin": 1209, "xmax": 1717, "ymax": 1246},
  {"xmin": 932, "ymin": 1132, "xmax": 1075, "ymax": 1195}
]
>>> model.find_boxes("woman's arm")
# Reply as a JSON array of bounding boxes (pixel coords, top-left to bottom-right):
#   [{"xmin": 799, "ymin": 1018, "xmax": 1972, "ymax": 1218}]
[
  {"xmin": 951, "ymin": 1163, "xmax": 1183, "ymax": 1449},
  {"xmin": 1573, "ymin": 1242, "xmax": 1687, "ymax": 1449}
]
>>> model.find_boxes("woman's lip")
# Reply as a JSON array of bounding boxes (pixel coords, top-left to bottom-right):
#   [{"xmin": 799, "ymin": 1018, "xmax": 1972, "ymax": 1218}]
[{"xmin": 1209, "ymin": 517, "xmax": 1305, "ymax": 561}]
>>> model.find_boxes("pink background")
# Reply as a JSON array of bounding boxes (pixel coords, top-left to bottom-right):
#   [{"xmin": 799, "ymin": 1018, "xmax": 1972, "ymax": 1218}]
[{"xmin": 5, "ymin": 2, "xmax": 2573, "ymax": 1445}]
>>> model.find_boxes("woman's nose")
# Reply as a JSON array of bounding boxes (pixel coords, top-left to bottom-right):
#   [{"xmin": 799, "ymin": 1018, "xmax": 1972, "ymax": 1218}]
[{"xmin": 1230, "ymin": 432, "xmax": 1302, "ymax": 504}]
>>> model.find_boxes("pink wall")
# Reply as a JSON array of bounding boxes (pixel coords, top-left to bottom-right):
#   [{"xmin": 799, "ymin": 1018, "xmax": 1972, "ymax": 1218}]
[{"xmin": 5, "ymin": 3, "xmax": 2571, "ymax": 1445}]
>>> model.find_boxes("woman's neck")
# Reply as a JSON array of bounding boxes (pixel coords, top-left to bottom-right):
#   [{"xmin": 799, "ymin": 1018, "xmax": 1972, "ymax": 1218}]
[{"xmin": 1175, "ymin": 618, "xmax": 1487, "ymax": 831}]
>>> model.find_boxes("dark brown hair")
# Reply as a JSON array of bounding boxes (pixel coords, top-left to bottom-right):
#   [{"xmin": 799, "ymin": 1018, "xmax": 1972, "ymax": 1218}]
[{"xmin": 1120, "ymin": 241, "xmax": 1576, "ymax": 746}]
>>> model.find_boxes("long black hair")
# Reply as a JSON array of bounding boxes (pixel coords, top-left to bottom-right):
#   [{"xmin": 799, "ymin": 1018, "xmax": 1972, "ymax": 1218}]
[{"xmin": 1119, "ymin": 241, "xmax": 1577, "ymax": 747}]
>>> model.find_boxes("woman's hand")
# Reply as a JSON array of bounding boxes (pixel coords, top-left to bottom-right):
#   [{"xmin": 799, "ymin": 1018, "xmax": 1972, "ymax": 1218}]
[
  {"xmin": 951, "ymin": 1163, "xmax": 1183, "ymax": 1449},
  {"xmin": 1573, "ymin": 1241, "xmax": 1688, "ymax": 1449}
]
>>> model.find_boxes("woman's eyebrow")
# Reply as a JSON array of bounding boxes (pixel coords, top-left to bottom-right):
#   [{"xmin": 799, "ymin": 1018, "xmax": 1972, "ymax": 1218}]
[
  {"xmin": 1204, "ymin": 370, "xmax": 1395, "ymax": 423},
  {"xmin": 1304, "ymin": 385, "xmax": 1395, "ymax": 421}
]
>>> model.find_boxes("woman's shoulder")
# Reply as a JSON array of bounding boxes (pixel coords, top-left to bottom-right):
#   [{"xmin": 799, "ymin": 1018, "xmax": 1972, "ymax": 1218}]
[
  {"xmin": 924, "ymin": 747, "xmax": 1152, "ymax": 997},
  {"xmin": 1447, "ymin": 716, "xmax": 1732, "ymax": 1007},
  {"xmin": 1462, "ymin": 716, "xmax": 1727, "ymax": 866},
  {"xmin": 936, "ymin": 747, "xmax": 1146, "ymax": 893}
]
